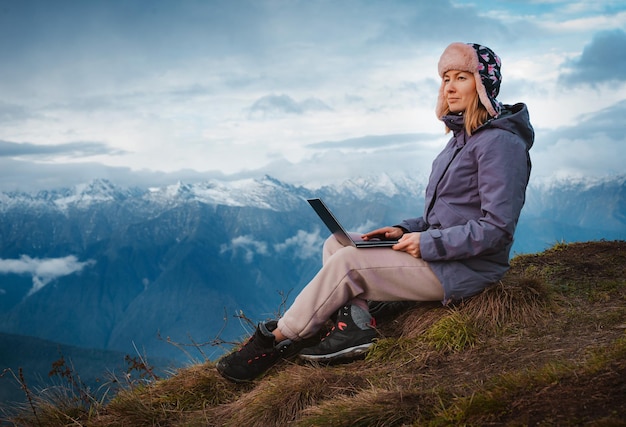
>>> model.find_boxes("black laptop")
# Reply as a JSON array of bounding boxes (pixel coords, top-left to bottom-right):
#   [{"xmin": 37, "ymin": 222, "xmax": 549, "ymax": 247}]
[{"xmin": 307, "ymin": 198, "xmax": 397, "ymax": 248}]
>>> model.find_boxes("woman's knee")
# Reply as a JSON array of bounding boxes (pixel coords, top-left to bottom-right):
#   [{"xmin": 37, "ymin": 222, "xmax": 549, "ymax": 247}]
[
  {"xmin": 323, "ymin": 235, "xmax": 348, "ymax": 261},
  {"xmin": 324, "ymin": 244, "xmax": 362, "ymax": 269}
]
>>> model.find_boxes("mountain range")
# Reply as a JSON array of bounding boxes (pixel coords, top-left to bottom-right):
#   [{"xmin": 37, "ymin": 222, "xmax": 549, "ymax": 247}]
[{"xmin": 0, "ymin": 173, "xmax": 624, "ymax": 402}]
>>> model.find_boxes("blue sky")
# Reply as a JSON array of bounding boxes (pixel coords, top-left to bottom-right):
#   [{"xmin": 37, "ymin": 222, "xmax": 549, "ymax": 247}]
[{"xmin": 0, "ymin": 0, "xmax": 625, "ymax": 191}]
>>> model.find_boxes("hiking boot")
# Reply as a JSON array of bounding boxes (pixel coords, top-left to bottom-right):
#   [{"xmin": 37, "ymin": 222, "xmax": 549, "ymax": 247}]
[
  {"xmin": 216, "ymin": 320, "xmax": 293, "ymax": 382},
  {"xmin": 299, "ymin": 304, "xmax": 377, "ymax": 363},
  {"xmin": 216, "ymin": 320, "xmax": 321, "ymax": 383}
]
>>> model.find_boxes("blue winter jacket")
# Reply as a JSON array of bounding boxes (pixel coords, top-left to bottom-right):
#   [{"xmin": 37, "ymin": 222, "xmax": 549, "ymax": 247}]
[{"xmin": 398, "ymin": 103, "xmax": 534, "ymax": 303}]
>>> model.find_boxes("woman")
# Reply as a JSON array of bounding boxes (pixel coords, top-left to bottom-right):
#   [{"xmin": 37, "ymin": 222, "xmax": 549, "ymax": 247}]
[{"xmin": 216, "ymin": 42, "xmax": 534, "ymax": 382}]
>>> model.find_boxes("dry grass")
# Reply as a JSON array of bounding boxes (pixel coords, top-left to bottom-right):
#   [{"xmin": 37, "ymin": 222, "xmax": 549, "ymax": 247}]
[
  {"xmin": 297, "ymin": 387, "xmax": 438, "ymax": 427},
  {"xmin": 4, "ymin": 240, "xmax": 626, "ymax": 426}
]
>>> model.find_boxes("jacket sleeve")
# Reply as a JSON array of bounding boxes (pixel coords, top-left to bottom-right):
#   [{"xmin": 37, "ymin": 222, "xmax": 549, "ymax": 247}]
[
  {"xmin": 396, "ymin": 217, "xmax": 429, "ymax": 232},
  {"xmin": 419, "ymin": 132, "xmax": 530, "ymax": 261}
]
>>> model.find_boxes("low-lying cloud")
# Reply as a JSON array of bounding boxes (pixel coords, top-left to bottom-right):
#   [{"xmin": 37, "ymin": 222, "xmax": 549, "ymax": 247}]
[
  {"xmin": 0, "ymin": 255, "xmax": 96, "ymax": 296},
  {"xmin": 220, "ymin": 235, "xmax": 269, "ymax": 263},
  {"xmin": 307, "ymin": 133, "xmax": 437, "ymax": 151},
  {"xmin": 274, "ymin": 229, "xmax": 325, "ymax": 260},
  {"xmin": 0, "ymin": 139, "xmax": 125, "ymax": 159},
  {"xmin": 221, "ymin": 230, "xmax": 325, "ymax": 263}
]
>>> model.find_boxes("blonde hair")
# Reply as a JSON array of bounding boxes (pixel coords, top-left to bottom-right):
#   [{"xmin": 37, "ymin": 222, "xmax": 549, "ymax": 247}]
[{"xmin": 443, "ymin": 92, "xmax": 490, "ymax": 136}]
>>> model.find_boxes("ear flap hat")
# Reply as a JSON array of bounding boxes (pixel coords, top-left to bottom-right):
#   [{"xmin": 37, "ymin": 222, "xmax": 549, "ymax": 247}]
[{"xmin": 436, "ymin": 42, "xmax": 502, "ymax": 119}]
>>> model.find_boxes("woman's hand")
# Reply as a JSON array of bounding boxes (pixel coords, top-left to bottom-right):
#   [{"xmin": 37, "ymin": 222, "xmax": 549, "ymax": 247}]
[
  {"xmin": 363, "ymin": 227, "xmax": 422, "ymax": 258},
  {"xmin": 362, "ymin": 226, "xmax": 405, "ymax": 241},
  {"xmin": 393, "ymin": 232, "xmax": 422, "ymax": 258}
]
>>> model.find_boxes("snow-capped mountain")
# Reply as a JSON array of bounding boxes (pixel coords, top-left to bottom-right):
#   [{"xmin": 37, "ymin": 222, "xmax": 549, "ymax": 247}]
[
  {"xmin": 0, "ymin": 173, "xmax": 624, "ymax": 364},
  {"xmin": 0, "ymin": 174, "xmax": 427, "ymax": 362}
]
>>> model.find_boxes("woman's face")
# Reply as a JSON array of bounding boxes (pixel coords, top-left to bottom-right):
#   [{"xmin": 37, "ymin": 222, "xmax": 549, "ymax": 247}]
[{"xmin": 443, "ymin": 70, "xmax": 477, "ymax": 114}]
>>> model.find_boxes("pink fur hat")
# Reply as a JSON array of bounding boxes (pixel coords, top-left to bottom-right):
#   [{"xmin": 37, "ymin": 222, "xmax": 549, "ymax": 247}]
[{"xmin": 436, "ymin": 42, "xmax": 502, "ymax": 119}]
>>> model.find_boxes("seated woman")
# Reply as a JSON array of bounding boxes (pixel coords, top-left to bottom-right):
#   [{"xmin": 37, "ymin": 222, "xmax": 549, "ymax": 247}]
[{"xmin": 216, "ymin": 42, "xmax": 534, "ymax": 382}]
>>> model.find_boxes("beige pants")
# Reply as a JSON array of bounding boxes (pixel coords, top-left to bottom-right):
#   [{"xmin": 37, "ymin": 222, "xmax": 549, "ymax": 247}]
[{"xmin": 277, "ymin": 234, "xmax": 444, "ymax": 341}]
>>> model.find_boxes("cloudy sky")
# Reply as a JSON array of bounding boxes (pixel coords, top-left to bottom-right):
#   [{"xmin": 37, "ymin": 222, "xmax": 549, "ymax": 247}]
[{"xmin": 1, "ymin": 0, "xmax": 625, "ymax": 191}]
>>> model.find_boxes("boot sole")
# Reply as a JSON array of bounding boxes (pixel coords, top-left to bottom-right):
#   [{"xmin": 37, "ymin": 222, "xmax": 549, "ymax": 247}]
[{"xmin": 298, "ymin": 342, "xmax": 374, "ymax": 362}]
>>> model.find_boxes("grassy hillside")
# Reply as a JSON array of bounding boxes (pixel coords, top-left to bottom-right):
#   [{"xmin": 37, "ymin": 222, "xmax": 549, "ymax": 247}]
[{"xmin": 3, "ymin": 240, "xmax": 625, "ymax": 426}]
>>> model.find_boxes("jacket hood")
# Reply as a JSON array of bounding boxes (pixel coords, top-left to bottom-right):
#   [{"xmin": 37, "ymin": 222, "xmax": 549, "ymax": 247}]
[{"xmin": 488, "ymin": 103, "xmax": 534, "ymax": 150}]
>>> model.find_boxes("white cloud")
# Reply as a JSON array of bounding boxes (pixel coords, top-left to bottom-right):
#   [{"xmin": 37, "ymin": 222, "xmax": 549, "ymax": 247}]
[
  {"xmin": 220, "ymin": 230, "xmax": 326, "ymax": 263},
  {"xmin": 274, "ymin": 229, "xmax": 325, "ymax": 260},
  {"xmin": 220, "ymin": 235, "xmax": 268, "ymax": 263},
  {"xmin": 549, "ymin": 10, "xmax": 626, "ymax": 32},
  {"xmin": 533, "ymin": 133, "xmax": 626, "ymax": 180},
  {"xmin": 0, "ymin": 0, "xmax": 624, "ymax": 191},
  {"xmin": 0, "ymin": 255, "xmax": 95, "ymax": 296}
]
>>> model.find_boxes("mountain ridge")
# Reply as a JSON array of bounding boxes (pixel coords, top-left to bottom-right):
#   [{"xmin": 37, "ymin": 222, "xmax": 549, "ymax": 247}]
[{"xmin": 0, "ymin": 173, "xmax": 624, "ymax": 366}]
